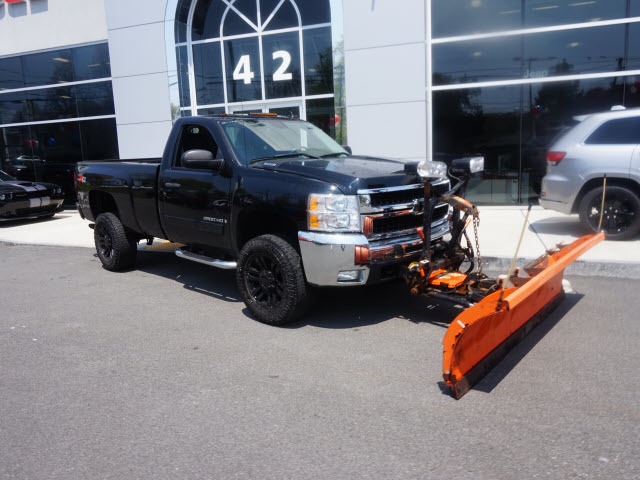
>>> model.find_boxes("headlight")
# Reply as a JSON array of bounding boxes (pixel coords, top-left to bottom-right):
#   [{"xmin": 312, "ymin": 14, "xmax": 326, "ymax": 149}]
[
  {"xmin": 56, "ymin": 188, "xmax": 62, "ymax": 194},
  {"xmin": 0, "ymin": 194, "xmax": 5, "ymax": 201},
  {"xmin": 417, "ymin": 160, "xmax": 448, "ymax": 179},
  {"xmin": 308, "ymin": 194, "xmax": 360, "ymax": 232}
]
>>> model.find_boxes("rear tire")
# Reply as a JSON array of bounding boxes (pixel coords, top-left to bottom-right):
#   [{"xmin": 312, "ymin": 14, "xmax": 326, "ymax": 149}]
[
  {"xmin": 578, "ymin": 185, "xmax": 640, "ymax": 241},
  {"xmin": 94, "ymin": 212, "xmax": 137, "ymax": 271},
  {"xmin": 236, "ymin": 234, "xmax": 308, "ymax": 326}
]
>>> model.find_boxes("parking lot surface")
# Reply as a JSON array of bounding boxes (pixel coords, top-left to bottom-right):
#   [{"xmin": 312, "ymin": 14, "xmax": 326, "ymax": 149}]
[{"xmin": 1, "ymin": 243, "xmax": 639, "ymax": 479}]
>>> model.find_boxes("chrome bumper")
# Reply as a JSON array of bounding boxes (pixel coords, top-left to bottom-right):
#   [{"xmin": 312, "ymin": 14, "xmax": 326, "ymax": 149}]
[{"xmin": 297, "ymin": 218, "xmax": 449, "ymax": 287}]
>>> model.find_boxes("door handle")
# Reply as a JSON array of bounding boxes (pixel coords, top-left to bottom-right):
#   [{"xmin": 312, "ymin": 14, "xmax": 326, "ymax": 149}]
[{"xmin": 165, "ymin": 182, "xmax": 181, "ymax": 188}]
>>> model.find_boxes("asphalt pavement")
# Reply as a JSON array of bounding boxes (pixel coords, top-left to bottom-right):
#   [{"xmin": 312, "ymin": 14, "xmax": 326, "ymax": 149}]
[{"xmin": 1, "ymin": 243, "xmax": 639, "ymax": 479}]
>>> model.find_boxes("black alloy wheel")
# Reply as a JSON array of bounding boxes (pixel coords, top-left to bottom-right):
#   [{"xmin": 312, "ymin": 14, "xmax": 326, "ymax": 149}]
[
  {"xmin": 93, "ymin": 212, "xmax": 138, "ymax": 271},
  {"xmin": 244, "ymin": 252, "xmax": 285, "ymax": 308},
  {"xmin": 236, "ymin": 234, "xmax": 308, "ymax": 326},
  {"xmin": 579, "ymin": 185, "xmax": 640, "ymax": 241}
]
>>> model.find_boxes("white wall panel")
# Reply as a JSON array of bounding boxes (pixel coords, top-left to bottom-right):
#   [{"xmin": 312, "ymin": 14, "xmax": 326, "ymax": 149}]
[
  {"xmin": 345, "ymin": 43, "xmax": 426, "ymax": 106},
  {"xmin": 343, "ymin": 0, "xmax": 425, "ymax": 51},
  {"xmin": 0, "ymin": 0, "xmax": 108, "ymax": 56},
  {"xmin": 347, "ymin": 101, "xmax": 427, "ymax": 160},
  {"xmin": 116, "ymin": 121, "xmax": 173, "ymax": 159},
  {"xmin": 112, "ymin": 73, "xmax": 172, "ymax": 125},
  {"xmin": 108, "ymin": 22, "xmax": 168, "ymax": 78},
  {"xmin": 105, "ymin": 0, "xmax": 166, "ymax": 31}
]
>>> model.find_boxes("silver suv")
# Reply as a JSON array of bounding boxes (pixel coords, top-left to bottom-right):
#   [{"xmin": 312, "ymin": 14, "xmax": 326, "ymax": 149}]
[{"xmin": 540, "ymin": 108, "xmax": 640, "ymax": 240}]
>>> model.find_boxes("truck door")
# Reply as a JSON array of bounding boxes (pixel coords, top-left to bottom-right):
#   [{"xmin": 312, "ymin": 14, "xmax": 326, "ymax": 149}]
[{"xmin": 158, "ymin": 123, "xmax": 232, "ymax": 248}]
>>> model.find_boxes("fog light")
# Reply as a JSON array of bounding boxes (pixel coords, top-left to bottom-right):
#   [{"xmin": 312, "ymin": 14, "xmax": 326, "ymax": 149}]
[{"xmin": 337, "ymin": 270, "xmax": 362, "ymax": 282}]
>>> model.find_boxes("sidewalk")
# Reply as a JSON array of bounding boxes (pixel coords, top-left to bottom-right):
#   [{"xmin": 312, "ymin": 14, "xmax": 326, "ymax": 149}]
[{"xmin": 1, "ymin": 207, "xmax": 639, "ymax": 278}]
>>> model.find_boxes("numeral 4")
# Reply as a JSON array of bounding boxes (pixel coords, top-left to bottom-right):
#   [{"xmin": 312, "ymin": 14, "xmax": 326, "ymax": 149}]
[{"xmin": 233, "ymin": 55, "xmax": 255, "ymax": 84}]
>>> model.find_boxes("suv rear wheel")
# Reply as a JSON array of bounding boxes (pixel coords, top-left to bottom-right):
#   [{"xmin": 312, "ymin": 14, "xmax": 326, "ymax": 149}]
[
  {"xmin": 578, "ymin": 185, "xmax": 640, "ymax": 240},
  {"xmin": 236, "ymin": 234, "xmax": 308, "ymax": 326}
]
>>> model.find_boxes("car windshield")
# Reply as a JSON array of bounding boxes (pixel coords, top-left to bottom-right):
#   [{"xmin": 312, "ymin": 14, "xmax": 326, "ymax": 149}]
[
  {"xmin": 221, "ymin": 118, "xmax": 348, "ymax": 165},
  {"xmin": 0, "ymin": 170, "xmax": 16, "ymax": 181}
]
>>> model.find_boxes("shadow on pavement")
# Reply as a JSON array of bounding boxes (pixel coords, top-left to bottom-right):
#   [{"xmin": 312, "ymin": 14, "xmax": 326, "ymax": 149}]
[
  {"xmin": 0, "ymin": 213, "xmax": 72, "ymax": 228},
  {"xmin": 471, "ymin": 292, "xmax": 584, "ymax": 394},
  {"xmin": 135, "ymin": 250, "xmax": 241, "ymax": 303},
  {"xmin": 528, "ymin": 217, "xmax": 585, "ymax": 237},
  {"xmin": 133, "ymin": 250, "xmax": 461, "ymax": 329}
]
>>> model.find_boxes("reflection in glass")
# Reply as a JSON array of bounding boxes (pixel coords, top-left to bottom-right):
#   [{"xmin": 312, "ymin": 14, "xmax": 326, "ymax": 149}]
[
  {"xmin": 22, "ymin": 49, "xmax": 73, "ymax": 87},
  {"xmin": 434, "ymin": 25, "xmax": 626, "ymax": 86},
  {"xmin": 175, "ymin": 0, "xmax": 191, "ymax": 43},
  {"xmin": 627, "ymin": 22, "xmax": 640, "ymax": 71},
  {"xmin": 306, "ymin": 97, "xmax": 336, "ymax": 137},
  {"xmin": 197, "ymin": 107, "xmax": 225, "ymax": 115},
  {"xmin": 297, "ymin": 1, "xmax": 331, "ymax": 26},
  {"xmin": 262, "ymin": 0, "xmax": 299, "ymax": 30},
  {"xmin": 524, "ymin": 0, "xmax": 626, "ymax": 29},
  {"xmin": 72, "ymin": 43, "xmax": 111, "ymax": 81},
  {"xmin": 75, "ymin": 82, "xmax": 115, "ymax": 117},
  {"xmin": 434, "ymin": 77, "xmax": 631, "ymax": 204},
  {"xmin": 31, "ymin": 122, "xmax": 82, "ymax": 163},
  {"xmin": 224, "ymin": 37, "xmax": 262, "ymax": 103},
  {"xmin": 304, "ymin": 27, "xmax": 334, "ymax": 95},
  {"xmin": 223, "ymin": 9, "xmax": 255, "ymax": 37},
  {"xmin": 193, "ymin": 42, "xmax": 225, "ymax": 106},
  {"xmin": 0, "ymin": 126, "xmax": 36, "ymax": 168},
  {"xmin": 0, "ymin": 57, "xmax": 24, "ymax": 90},
  {"xmin": 28, "ymin": 87, "xmax": 76, "ymax": 122},
  {"xmin": 192, "ymin": 0, "xmax": 226, "ymax": 41},
  {"xmin": 262, "ymin": 32, "xmax": 302, "ymax": 99},
  {"xmin": 0, "ymin": 92, "xmax": 30, "ymax": 124},
  {"xmin": 176, "ymin": 46, "xmax": 191, "ymax": 107},
  {"xmin": 80, "ymin": 118, "xmax": 119, "ymax": 160}
]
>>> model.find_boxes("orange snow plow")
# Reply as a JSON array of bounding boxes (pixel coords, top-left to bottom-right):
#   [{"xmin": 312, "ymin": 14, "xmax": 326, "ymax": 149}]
[{"xmin": 407, "ymin": 158, "xmax": 605, "ymax": 399}]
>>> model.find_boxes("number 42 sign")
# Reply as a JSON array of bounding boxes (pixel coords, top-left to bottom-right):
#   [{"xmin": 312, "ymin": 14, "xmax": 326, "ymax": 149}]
[{"xmin": 233, "ymin": 50, "xmax": 293, "ymax": 85}]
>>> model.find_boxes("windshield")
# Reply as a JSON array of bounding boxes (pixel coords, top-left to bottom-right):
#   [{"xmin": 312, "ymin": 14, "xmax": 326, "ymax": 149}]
[
  {"xmin": 0, "ymin": 170, "xmax": 16, "ymax": 181},
  {"xmin": 222, "ymin": 118, "xmax": 348, "ymax": 165}
]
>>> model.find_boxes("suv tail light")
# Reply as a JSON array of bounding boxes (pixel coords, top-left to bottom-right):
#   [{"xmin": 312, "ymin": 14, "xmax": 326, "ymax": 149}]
[{"xmin": 547, "ymin": 151, "xmax": 566, "ymax": 165}]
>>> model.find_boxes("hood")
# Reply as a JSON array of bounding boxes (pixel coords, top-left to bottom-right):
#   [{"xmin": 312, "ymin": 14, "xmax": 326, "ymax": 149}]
[
  {"xmin": 251, "ymin": 155, "xmax": 422, "ymax": 193},
  {"xmin": 0, "ymin": 180, "xmax": 58, "ymax": 193}
]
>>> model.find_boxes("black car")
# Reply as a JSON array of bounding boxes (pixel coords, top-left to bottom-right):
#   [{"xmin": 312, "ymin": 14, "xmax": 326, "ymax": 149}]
[{"xmin": 0, "ymin": 170, "xmax": 65, "ymax": 221}]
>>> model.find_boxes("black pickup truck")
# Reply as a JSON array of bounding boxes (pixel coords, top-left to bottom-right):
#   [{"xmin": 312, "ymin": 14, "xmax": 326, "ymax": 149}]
[{"xmin": 77, "ymin": 114, "xmax": 451, "ymax": 325}]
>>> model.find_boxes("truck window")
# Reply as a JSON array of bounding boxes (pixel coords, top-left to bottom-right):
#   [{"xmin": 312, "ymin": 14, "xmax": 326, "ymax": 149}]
[
  {"xmin": 585, "ymin": 117, "xmax": 640, "ymax": 145},
  {"xmin": 174, "ymin": 125, "xmax": 220, "ymax": 167}
]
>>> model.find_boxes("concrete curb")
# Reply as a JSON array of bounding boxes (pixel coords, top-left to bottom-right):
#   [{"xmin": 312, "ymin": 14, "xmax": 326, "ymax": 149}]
[{"xmin": 482, "ymin": 256, "xmax": 640, "ymax": 280}]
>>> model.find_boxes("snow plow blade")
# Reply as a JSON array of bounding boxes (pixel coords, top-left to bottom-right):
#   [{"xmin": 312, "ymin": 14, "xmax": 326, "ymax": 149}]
[{"xmin": 442, "ymin": 232, "xmax": 605, "ymax": 399}]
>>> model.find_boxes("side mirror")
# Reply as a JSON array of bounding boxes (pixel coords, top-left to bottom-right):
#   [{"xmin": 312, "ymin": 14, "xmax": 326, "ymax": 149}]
[
  {"xmin": 181, "ymin": 149, "xmax": 224, "ymax": 171},
  {"xmin": 342, "ymin": 145, "xmax": 352, "ymax": 155},
  {"xmin": 450, "ymin": 157, "xmax": 484, "ymax": 175}
]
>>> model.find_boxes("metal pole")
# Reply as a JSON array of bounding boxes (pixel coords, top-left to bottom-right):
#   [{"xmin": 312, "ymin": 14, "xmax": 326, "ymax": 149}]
[
  {"xmin": 497, "ymin": 204, "xmax": 532, "ymax": 310},
  {"xmin": 425, "ymin": 0, "xmax": 433, "ymax": 162}
]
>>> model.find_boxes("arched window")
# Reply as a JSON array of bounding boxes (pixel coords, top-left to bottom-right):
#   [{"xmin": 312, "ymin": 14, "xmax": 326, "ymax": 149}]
[{"xmin": 171, "ymin": 0, "xmax": 341, "ymax": 137}]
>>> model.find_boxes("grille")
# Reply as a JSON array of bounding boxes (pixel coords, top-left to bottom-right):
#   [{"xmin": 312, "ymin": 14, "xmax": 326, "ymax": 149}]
[
  {"xmin": 15, "ymin": 205, "xmax": 57, "ymax": 216},
  {"xmin": 369, "ymin": 182, "xmax": 450, "ymax": 208},
  {"xmin": 371, "ymin": 205, "xmax": 448, "ymax": 235}
]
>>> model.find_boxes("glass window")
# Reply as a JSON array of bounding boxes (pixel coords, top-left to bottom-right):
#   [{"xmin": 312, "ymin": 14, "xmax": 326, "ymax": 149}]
[
  {"xmin": 0, "ymin": 57, "xmax": 24, "ymax": 90},
  {"xmin": 176, "ymin": 46, "xmax": 191, "ymax": 107},
  {"xmin": 174, "ymin": 124, "xmax": 219, "ymax": 167},
  {"xmin": 433, "ymin": 0, "xmax": 522, "ymax": 37},
  {"xmin": 0, "ymin": 92, "xmax": 31, "ymax": 125},
  {"xmin": 224, "ymin": 37, "xmax": 262, "ymax": 103},
  {"xmin": 193, "ymin": 42, "xmax": 225, "ymax": 106},
  {"xmin": 231, "ymin": 0, "xmax": 258, "ymax": 28},
  {"xmin": 28, "ymin": 86, "xmax": 76, "ymax": 122},
  {"xmin": 22, "ymin": 49, "xmax": 73, "ymax": 87},
  {"xmin": 222, "ymin": 9, "xmax": 255, "ymax": 37},
  {"xmin": 198, "ymin": 107, "xmax": 225, "ymax": 115},
  {"xmin": 31, "ymin": 122, "xmax": 82, "ymax": 163},
  {"xmin": 303, "ymin": 27, "xmax": 333, "ymax": 95},
  {"xmin": 80, "ymin": 118, "xmax": 119, "ymax": 160},
  {"xmin": 75, "ymin": 82, "xmax": 115, "ymax": 117},
  {"xmin": 632, "ymin": 0, "xmax": 640, "ymax": 17},
  {"xmin": 175, "ymin": 0, "xmax": 191, "ymax": 43},
  {"xmin": 524, "ymin": 0, "xmax": 627, "ymax": 29},
  {"xmin": 262, "ymin": 32, "xmax": 302, "ymax": 99},
  {"xmin": 72, "ymin": 43, "xmax": 111, "ymax": 81},
  {"xmin": 306, "ymin": 97, "xmax": 336, "ymax": 137},
  {"xmin": 296, "ymin": 1, "xmax": 331, "ymax": 26},
  {"xmin": 627, "ymin": 22, "xmax": 640, "ymax": 71},
  {"xmin": 434, "ymin": 24, "xmax": 626, "ymax": 86},
  {"xmin": 262, "ymin": 0, "xmax": 299, "ymax": 30},
  {"xmin": 192, "ymin": 0, "xmax": 226, "ymax": 41},
  {"xmin": 585, "ymin": 117, "xmax": 640, "ymax": 144}
]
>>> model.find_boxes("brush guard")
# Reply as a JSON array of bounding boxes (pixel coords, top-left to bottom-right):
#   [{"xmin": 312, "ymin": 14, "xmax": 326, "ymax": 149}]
[{"xmin": 407, "ymin": 159, "xmax": 605, "ymax": 399}]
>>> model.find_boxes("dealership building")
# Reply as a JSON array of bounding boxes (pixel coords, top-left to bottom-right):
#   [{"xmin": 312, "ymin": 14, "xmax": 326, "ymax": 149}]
[{"xmin": 1, "ymin": 0, "xmax": 639, "ymax": 205}]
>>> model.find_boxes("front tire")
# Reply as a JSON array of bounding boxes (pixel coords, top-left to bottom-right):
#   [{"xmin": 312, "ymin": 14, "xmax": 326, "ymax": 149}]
[
  {"xmin": 94, "ymin": 212, "xmax": 137, "ymax": 271},
  {"xmin": 236, "ymin": 235, "xmax": 308, "ymax": 326},
  {"xmin": 578, "ymin": 185, "xmax": 640, "ymax": 241}
]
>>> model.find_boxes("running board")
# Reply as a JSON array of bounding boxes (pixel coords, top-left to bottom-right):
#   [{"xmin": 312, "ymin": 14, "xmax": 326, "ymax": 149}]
[{"xmin": 175, "ymin": 248, "xmax": 237, "ymax": 270}]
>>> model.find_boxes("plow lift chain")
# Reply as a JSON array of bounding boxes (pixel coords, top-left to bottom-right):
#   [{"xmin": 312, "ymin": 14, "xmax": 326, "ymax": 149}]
[{"xmin": 407, "ymin": 159, "xmax": 606, "ymax": 399}]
